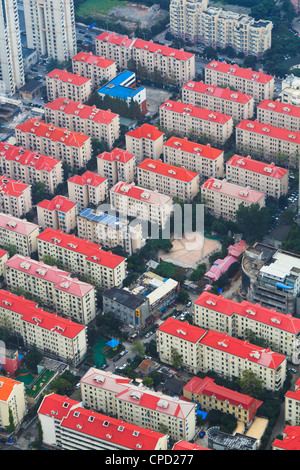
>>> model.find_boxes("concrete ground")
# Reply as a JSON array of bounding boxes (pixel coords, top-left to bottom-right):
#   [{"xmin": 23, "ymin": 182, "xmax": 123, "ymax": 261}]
[
  {"xmin": 107, "ymin": 4, "xmax": 169, "ymax": 30},
  {"xmin": 144, "ymin": 86, "xmax": 173, "ymax": 116}
]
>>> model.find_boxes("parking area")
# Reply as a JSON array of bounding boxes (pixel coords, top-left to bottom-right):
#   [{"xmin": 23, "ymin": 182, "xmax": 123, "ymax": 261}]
[{"xmin": 144, "ymin": 86, "xmax": 173, "ymax": 116}]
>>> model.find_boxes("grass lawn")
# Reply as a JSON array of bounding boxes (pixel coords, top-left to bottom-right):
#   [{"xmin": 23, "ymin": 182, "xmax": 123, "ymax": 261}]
[{"xmin": 76, "ymin": 0, "xmax": 126, "ymax": 16}]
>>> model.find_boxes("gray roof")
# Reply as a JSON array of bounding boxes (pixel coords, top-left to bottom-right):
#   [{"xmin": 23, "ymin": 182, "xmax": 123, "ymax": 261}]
[{"xmin": 103, "ymin": 286, "xmax": 148, "ymax": 309}]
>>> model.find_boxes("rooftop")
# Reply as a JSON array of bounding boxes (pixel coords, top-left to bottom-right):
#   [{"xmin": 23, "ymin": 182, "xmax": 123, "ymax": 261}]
[
  {"xmin": 226, "ymin": 154, "xmax": 288, "ymax": 179},
  {"xmin": 103, "ymin": 286, "xmax": 148, "ymax": 309},
  {"xmin": 157, "ymin": 317, "xmax": 207, "ymax": 343},
  {"xmin": 236, "ymin": 119, "xmax": 300, "ymax": 144},
  {"xmin": 0, "ymin": 142, "xmax": 61, "ymax": 172},
  {"xmin": 0, "ymin": 175, "xmax": 30, "ymax": 198},
  {"xmin": 182, "ymin": 81, "xmax": 253, "ymax": 104},
  {"xmin": 45, "ymin": 98, "xmax": 118, "ymax": 125},
  {"xmin": 258, "ymin": 99, "xmax": 300, "ymax": 118},
  {"xmin": 126, "ymin": 123, "xmax": 164, "ymax": 141},
  {"xmin": 0, "ymin": 212, "xmax": 39, "ymax": 236},
  {"xmin": 160, "ymin": 100, "xmax": 232, "ymax": 124},
  {"xmin": 97, "ymin": 147, "xmax": 135, "ymax": 164},
  {"xmin": 46, "ymin": 69, "xmax": 90, "ymax": 86},
  {"xmin": 163, "ymin": 136, "xmax": 223, "ymax": 160},
  {"xmin": 72, "ymin": 51, "xmax": 115, "ymax": 69},
  {"xmin": 110, "ymin": 182, "xmax": 172, "ymax": 207},
  {"xmin": 137, "ymin": 158, "xmax": 199, "ymax": 183},
  {"xmin": 205, "ymin": 61, "xmax": 274, "ymax": 84},
  {"xmin": 37, "ymin": 195, "xmax": 77, "ymax": 213},
  {"xmin": 68, "ymin": 171, "xmax": 107, "ymax": 187},
  {"xmin": 201, "ymin": 177, "xmax": 265, "ymax": 203}
]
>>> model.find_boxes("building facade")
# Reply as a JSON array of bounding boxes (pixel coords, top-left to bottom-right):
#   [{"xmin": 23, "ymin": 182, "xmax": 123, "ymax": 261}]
[
  {"xmin": 46, "ymin": 69, "xmax": 92, "ymax": 103},
  {"xmin": 125, "ymin": 124, "xmax": 164, "ymax": 164},
  {"xmin": 72, "ymin": 51, "xmax": 117, "ymax": 90},
  {"xmin": 0, "ymin": 376, "xmax": 27, "ymax": 428},
  {"xmin": 0, "ymin": 213, "xmax": 40, "ymax": 256},
  {"xmin": 0, "ymin": 175, "xmax": 32, "ymax": 218},
  {"xmin": 37, "ymin": 195, "xmax": 78, "ymax": 233},
  {"xmin": 97, "ymin": 148, "xmax": 136, "ymax": 188},
  {"xmin": 68, "ymin": 171, "xmax": 108, "ymax": 211},
  {"xmin": 257, "ymin": 99, "xmax": 300, "ymax": 132}
]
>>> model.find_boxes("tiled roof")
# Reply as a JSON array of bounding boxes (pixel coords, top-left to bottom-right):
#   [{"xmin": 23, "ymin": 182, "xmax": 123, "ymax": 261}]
[
  {"xmin": 0, "ymin": 142, "xmax": 61, "ymax": 172},
  {"xmin": 110, "ymin": 182, "xmax": 172, "ymax": 206},
  {"xmin": 0, "ymin": 175, "xmax": 30, "ymax": 197},
  {"xmin": 46, "ymin": 69, "xmax": 90, "ymax": 86},
  {"xmin": 37, "ymin": 195, "xmax": 77, "ymax": 213},
  {"xmin": 236, "ymin": 119, "xmax": 300, "ymax": 144},
  {"xmin": 258, "ymin": 99, "xmax": 300, "ymax": 118},
  {"xmin": 0, "ymin": 213, "xmax": 39, "ymax": 236},
  {"xmin": 226, "ymin": 154, "xmax": 288, "ymax": 179},
  {"xmin": 157, "ymin": 317, "xmax": 207, "ymax": 343},
  {"xmin": 205, "ymin": 61, "xmax": 274, "ymax": 84},
  {"xmin": 0, "ymin": 376, "xmax": 23, "ymax": 402},
  {"xmin": 97, "ymin": 147, "xmax": 135, "ymax": 163},
  {"xmin": 126, "ymin": 123, "xmax": 164, "ymax": 140},
  {"xmin": 160, "ymin": 100, "xmax": 232, "ymax": 124},
  {"xmin": 72, "ymin": 51, "xmax": 115, "ymax": 68},
  {"xmin": 68, "ymin": 171, "xmax": 107, "ymax": 187},
  {"xmin": 137, "ymin": 158, "xmax": 199, "ymax": 183},
  {"xmin": 183, "ymin": 81, "xmax": 253, "ymax": 103},
  {"xmin": 273, "ymin": 425, "xmax": 300, "ymax": 450},
  {"xmin": 163, "ymin": 136, "xmax": 223, "ymax": 160},
  {"xmin": 201, "ymin": 177, "xmax": 265, "ymax": 203},
  {"xmin": 133, "ymin": 38, "xmax": 194, "ymax": 61},
  {"xmin": 45, "ymin": 98, "xmax": 118, "ymax": 125}
]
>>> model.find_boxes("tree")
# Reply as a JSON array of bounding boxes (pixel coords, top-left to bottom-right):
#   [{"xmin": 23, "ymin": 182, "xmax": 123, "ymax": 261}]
[
  {"xmin": 5, "ymin": 407, "xmax": 15, "ymax": 433},
  {"xmin": 177, "ymin": 289, "xmax": 189, "ymax": 303},
  {"xmin": 142, "ymin": 377, "xmax": 154, "ymax": 388},
  {"xmin": 24, "ymin": 345, "xmax": 43, "ymax": 374},
  {"xmin": 131, "ymin": 340, "xmax": 145, "ymax": 357},
  {"xmin": 190, "ymin": 263, "xmax": 206, "ymax": 281},
  {"xmin": 235, "ymin": 203, "xmax": 272, "ymax": 243},
  {"xmin": 237, "ymin": 369, "xmax": 263, "ymax": 397},
  {"xmin": 171, "ymin": 347, "xmax": 182, "ymax": 369}
]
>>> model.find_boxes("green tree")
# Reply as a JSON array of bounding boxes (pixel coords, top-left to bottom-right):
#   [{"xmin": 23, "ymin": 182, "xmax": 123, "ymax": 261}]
[
  {"xmin": 5, "ymin": 407, "xmax": 15, "ymax": 433},
  {"xmin": 190, "ymin": 263, "xmax": 207, "ymax": 281},
  {"xmin": 143, "ymin": 377, "xmax": 154, "ymax": 388},
  {"xmin": 177, "ymin": 289, "xmax": 189, "ymax": 303},
  {"xmin": 171, "ymin": 347, "xmax": 182, "ymax": 369},
  {"xmin": 24, "ymin": 345, "xmax": 43, "ymax": 374},
  {"xmin": 235, "ymin": 203, "xmax": 272, "ymax": 243},
  {"xmin": 237, "ymin": 369, "xmax": 263, "ymax": 397},
  {"xmin": 132, "ymin": 340, "xmax": 146, "ymax": 357}
]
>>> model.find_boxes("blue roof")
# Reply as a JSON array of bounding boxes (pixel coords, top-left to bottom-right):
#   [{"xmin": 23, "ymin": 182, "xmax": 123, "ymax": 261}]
[
  {"xmin": 79, "ymin": 208, "xmax": 120, "ymax": 227},
  {"xmin": 107, "ymin": 339, "xmax": 120, "ymax": 348},
  {"xmin": 98, "ymin": 71, "xmax": 145, "ymax": 101}
]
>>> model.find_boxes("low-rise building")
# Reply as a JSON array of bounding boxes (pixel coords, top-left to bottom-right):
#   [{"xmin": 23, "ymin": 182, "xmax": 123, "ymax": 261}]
[
  {"xmin": 201, "ymin": 177, "xmax": 265, "ymax": 220},
  {"xmin": 225, "ymin": 154, "xmax": 289, "ymax": 198},
  {"xmin": 0, "ymin": 142, "xmax": 63, "ymax": 194},
  {"xmin": 4, "ymin": 254, "xmax": 97, "ymax": 325},
  {"xmin": 159, "ymin": 100, "xmax": 233, "ymax": 145},
  {"xmin": 37, "ymin": 195, "xmax": 78, "ymax": 233},
  {"xmin": 68, "ymin": 171, "xmax": 108, "ymax": 211},
  {"xmin": 280, "ymin": 74, "xmax": 300, "ymax": 107},
  {"xmin": 182, "ymin": 81, "xmax": 254, "ymax": 122},
  {"xmin": 71, "ymin": 51, "xmax": 117, "ymax": 90},
  {"xmin": 163, "ymin": 136, "xmax": 224, "ymax": 181},
  {"xmin": 125, "ymin": 124, "xmax": 164, "ymax": 164},
  {"xmin": 137, "ymin": 158, "xmax": 199, "ymax": 203},
  {"xmin": 44, "ymin": 98, "xmax": 120, "ymax": 150},
  {"xmin": 257, "ymin": 99, "xmax": 300, "ymax": 132},
  {"xmin": 272, "ymin": 425, "xmax": 300, "ymax": 450},
  {"xmin": 0, "ymin": 376, "xmax": 27, "ymax": 428},
  {"xmin": 0, "ymin": 175, "xmax": 32, "ymax": 218},
  {"xmin": 0, "ymin": 289, "xmax": 87, "ymax": 366},
  {"xmin": 46, "ymin": 69, "xmax": 92, "ymax": 102},
  {"xmin": 36, "ymin": 228, "xmax": 127, "ymax": 289},
  {"xmin": 0, "ymin": 213, "xmax": 40, "ymax": 256},
  {"xmin": 97, "ymin": 148, "xmax": 136, "ymax": 188}
]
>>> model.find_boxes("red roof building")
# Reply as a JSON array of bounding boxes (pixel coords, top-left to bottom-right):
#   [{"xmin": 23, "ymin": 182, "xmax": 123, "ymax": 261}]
[
  {"xmin": 46, "ymin": 69, "xmax": 92, "ymax": 102},
  {"xmin": 257, "ymin": 99, "xmax": 300, "ymax": 132},
  {"xmin": 97, "ymin": 148, "xmax": 136, "ymax": 187},
  {"xmin": 37, "ymin": 195, "xmax": 78, "ymax": 233},
  {"xmin": 68, "ymin": 171, "xmax": 108, "ymax": 211},
  {"xmin": 273, "ymin": 425, "xmax": 300, "ymax": 450},
  {"xmin": 125, "ymin": 123, "xmax": 164, "ymax": 163}
]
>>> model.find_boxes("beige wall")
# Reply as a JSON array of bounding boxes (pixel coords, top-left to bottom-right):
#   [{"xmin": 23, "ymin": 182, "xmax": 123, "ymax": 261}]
[{"xmin": 46, "ymin": 73, "xmax": 92, "ymax": 103}]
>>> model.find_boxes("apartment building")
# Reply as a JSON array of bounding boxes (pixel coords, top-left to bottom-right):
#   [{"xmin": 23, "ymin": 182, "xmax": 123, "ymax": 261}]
[
  {"xmin": 0, "ymin": 0, "xmax": 25, "ymax": 96},
  {"xmin": 36, "ymin": 228, "xmax": 127, "ymax": 289},
  {"xmin": 183, "ymin": 376, "xmax": 263, "ymax": 425},
  {"xmin": 125, "ymin": 124, "xmax": 164, "ymax": 164},
  {"xmin": 182, "ymin": 81, "xmax": 254, "ymax": 122},
  {"xmin": 201, "ymin": 177, "xmax": 265, "ymax": 220},
  {"xmin": 0, "ymin": 289, "xmax": 87, "ymax": 366},
  {"xmin": 46, "ymin": 69, "xmax": 92, "ymax": 103},
  {"xmin": 193, "ymin": 291, "xmax": 300, "ymax": 363},
  {"xmin": 0, "ymin": 142, "xmax": 63, "ymax": 194},
  {"xmin": 170, "ymin": 0, "xmax": 273, "ymax": 57},
  {"xmin": 15, "ymin": 119, "xmax": 91, "ymax": 170},
  {"xmin": 280, "ymin": 75, "xmax": 300, "ymax": 107},
  {"xmin": 0, "ymin": 249, "xmax": 8, "ymax": 278},
  {"xmin": 235, "ymin": 119, "xmax": 300, "ymax": 168},
  {"xmin": 159, "ymin": 100, "xmax": 233, "ymax": 145},
  {"xmin": 44, "ymin": 98, "xmax": 120, "ymax": 150},
  {"xmin": 0, "ymin": 175, "xmax": 32, "ymax": 218},
  {"xmin": 257, "ymin": 99, "xmax": 300, "ymax": 132},
  {"xmin": 95, "ymin": 32, "xmax": 196, "ymax": 86},
  {"xmin": 225, "ymin": 154, "xmax": 289, "ymax": 198},
  {"xmin": 72, "ymin": 51, "xmax": 117, "ymax": 90},
  {"xmin": 68, "ymin": 171, "xmax": 108, "ymax": 211},
  {"xmin": 80, "ymin": 368, "xmax": 197, "ymax": 442},
  {"xmin": 163, "ymin": 136, "xmax": 224, "ymax": 181},
  {"xmin": 23, "ymin": 0, "xmax": 77, "ymax": 62},
  {"xmin": 109, "ymin": 181, "xmax": 173, "ymax": 228},
  {"xmin": 137, "ymin": 158, "xmax": 199, "ymax": 203},
  {"xmin": 285, "ymin": 379, "xmax": 300, "ymax": 427},
  {"xmin": 272, "ymin": 425, "xmax": 300, "ymax": 451},
  {"xmin": 0, "ymin": 376, "xmax": 27, "ymax": 428},
  {"xmin": 37, "ymin": 195, "xmax": 78, "ymax": 234},
  {"xmin": 204, "ymin": 61, "xmax": 274, "ymax": 102},
  {"xmin": 38, "ymin": 393, "xmax": 168, "ymax": 450},
  {"xmin": 97, "ymin": 148, "xmax": 136, "ymax": 188},
  {"xmin": 77, "ymin": 208, "xmax": 143, "ymax": 256},
  {"xmin": 4, "ymin": 254, "xmax": 96, "ymax": 325},
  {"xmin": 0, "ymin": 213, "xmax": 40, "ymax": 256}
]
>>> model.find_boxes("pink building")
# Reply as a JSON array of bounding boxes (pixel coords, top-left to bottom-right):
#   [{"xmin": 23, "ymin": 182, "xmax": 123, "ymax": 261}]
[{"xmin": 204, "ymin": 240, "xmax": 246, "ymax": 283}]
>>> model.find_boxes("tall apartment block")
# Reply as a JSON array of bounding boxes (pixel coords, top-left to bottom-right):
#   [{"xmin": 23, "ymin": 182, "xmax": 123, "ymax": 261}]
[
  {"xmin": 0, "ymin": 0, "xmax": 25, "ymax": 95},
  {"xmin": 23, "ymin": 0, "xmax": 77, "ymax": 62},
  {"xmin": 257, "ymin": 100, "xmax": 300, "ymax": 132}
]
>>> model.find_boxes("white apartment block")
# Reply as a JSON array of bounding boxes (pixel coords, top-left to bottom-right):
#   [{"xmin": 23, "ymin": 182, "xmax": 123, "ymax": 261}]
[
  {"xmin": 163, "ymin": 136, "xmax": 224, "ymax": 181},
  {"xmin": 125, "ymin": 124, "xmax": 164, "ymax": 164},
  {"xmin": 280, "ymin": 75, "xmax": 300, "ymax": 107},
  {"xmin": 137, "ymin": 158, "xmax": 199, "ymax": 203},
  {"xmin": 235, "ymin": 119, "xmax": 300, "ymax": 168},
  {"xmin": 0, "ymin": 175, "xmax": 32, "ymax": 218},
  {"xmin": 46, "ymin": 69, "xmax": 92, "ymax": 103},
  {"xmin": 0, "ymin": 376, "xmax": 27, "ymax": 428},
  {"xmin": 15, "ymin": 119, "xmax": 92, "ymax": 170},
  {"xmin": 44, "ymin": 98, "xmax": 120, "ymax": 150},
  {"xmin": 0, "ymin": 0, "xmax": 25, "ymax": 96},
  {"xmin": 201, "ymin": 177, "xmax": 265, "ymax": 220},
  {"xmin": 157, "ymin": 317, "xmax": 287, "ymax": 392},
  {"xmin": 38, "ymin": 393, "xmax": 168, "ymax": 451},
  {"xmin": 257, "ymin": 100, "xmax": 300, "ymax": 132},
  {"xmin": 23, "ymin": 0, "xmax": 77, "ymax": 62},
  {"xmin": 0, "ymin": 249, "xmax": 8, "ymax": 278},
  {"xmin": 0, "ymin": 213, "xmax": 40, "ymax": 256},
  {"xmin": 0, "ymin": 289, "xmax": 87, "ymax": 366},
  {"xmin": 36, "ymin": 228, "xmax": 127, "ymax": 289},
  {"xmin": 159, "ymin": 100, "xmax": 233, "ymax": 145},
  {"xmin": 193, "ymin": 292, "xmax": 300, "ymax": 363},
  {"xmin": 182, "ymin": 81, "xmax": 255, "ymax": 122},
  {"xmin": 0, "ymin": 142, "xmax": 63, "ymax": 194},
  {"xmin": 4, "ymin": 254, "xmax": 96, "ymax": 325},
  {"xmin": 285, "ymin": 379, "xmax": 300, "ymax": 427},
  {"xmin": 97, "ymin": 148, "xmax": 136, "ymax": 188},
  {"xmin": 72, "ymin": 51, "xmax": 117, "ymax": 90},
  {"xmin": 110, "ymin": 181, "xmax": 173, "ymax": 228},
  {"xmin": 170, "ymin": 0, "xmax": 273, "ymax": 58},
  {"xmin": 226, "ymin": 154, "xmax": 289, "ymax": 199},
  {"xmin": 37, "ymin": 195, "xmax": 77, "ymax": 234},
  {"xmin": 204, "ymin": 60, "xmax": 274, "ymax": 102},
  {"xmin": 95, "ymin": 32, "xmax": 196, "ymax": 85},
  {"xmin": 80, "ymin": 368, "xmax": 197, "ymax": 442},
  {"xmin": 68, "ymin": 171, "xmax": 108, "ymax": 211}
]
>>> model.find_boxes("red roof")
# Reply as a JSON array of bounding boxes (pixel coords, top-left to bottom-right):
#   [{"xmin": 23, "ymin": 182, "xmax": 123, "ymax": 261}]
[
  {"xmin": 0, "ymin": 175, "xmax": 30, "ymax": 197},
  {"xmin": 45, "ymin": 98, "xmax": 118, "ymax": 125},
  {"xmin": 226, "ymin": 154, "xmax": 288, "ymax": 179},
  {"xmin": 37, "ymin": 227, "xmax": 126, "ymax": 269},
  {"xmin": 96, "ymin": 32, "xmax": 134, "ymax": 48},
  {"xmin": 133, "ymin": 38, "xmax": 194, "ymax": 61},
  {"xmin": 160, "ymin": 100, "xmax": 232, "ymax": 124},
  {"xmin": 258, "ymin": 99, "xmax": 300, "ymax": 118},
  {"xmin": 46, "ymin": 69, "xmax": 90, "ymax": 86},
  {"xmin": 183, "ymin": 81, "xmax": 253, "ymax": 103},
  {"xmin": 201, "ymin": 177, "xmax": 265, "ymax": 203},
  {"xmin": 37, "ymin": 195, "xmax": 77, "ymax": 213},
  {"xmin": 236, "ymin": 119, "xmax": 300, "ymax": 144},
  {"xmin": 163, "ymin": 136, "xmax": 223, "ymax": 160},
  {"xmin": 173, "ymin": 441, "xmax": 210, "ymax": 450},
  {"xmin": 126, "ymin": 123, "xmax": 164, "ymax": 141},
  {"xmin": 0, "ymin": 142, "xmax": 61, "ymax": 172},
  {"xmin": 137, "ymin": 158, "xmax": 199, "ymax": 183},
  {"xmin": 0, "ymin": 249, "xmax": 7, "ymax": 258},
  {"xmin": 38, "ymin": 393, "xmax": 81, "ymax": 421},
  {"xmin": 285, "ymin": 378, "xmax": 300, "ymax": 400},
  {"xmin": 205, "ymin": 61, "xmax": 274, "ymax": 84},
  {"xmin": 16, "ymin": 119, "xmax": 90, "ymax": 148},
  {"xmin": 68, "ymin": 171, "xmax": 107, "ymax": 187},
  {"xmin": 110, "ymin": 182, "xmax": 172, "ymax": 206},
  {"xmin": 0, "ymin": 213, "xmax": 39, "ymax": 236},
  {"xmin": 0, "ymin": 376, "xmax": 23, "ymax": 402},
  {"xmin": 157, "ymin": 317, "xmax": 207, "ymax": 343},
  {"xmin": 97, "ymin": 147, "xmax": 135, "ymax": 164},
  {"xmin": 72, "ymin": 51, "xmax": 115, "ymax": 68},
  {"xmin": 273, "ymin": 425, "xmax": 300, "ymax": 450}
]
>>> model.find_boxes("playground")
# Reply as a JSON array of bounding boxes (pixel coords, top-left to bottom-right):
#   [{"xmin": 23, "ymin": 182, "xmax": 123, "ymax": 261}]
[{"xmin": 15, "ymin": 367, "xmax": 55, "ymax": 398}]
